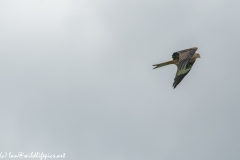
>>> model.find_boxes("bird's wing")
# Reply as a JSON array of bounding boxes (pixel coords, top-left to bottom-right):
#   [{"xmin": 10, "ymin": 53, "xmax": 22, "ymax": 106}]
[
  {"xmin": 172, "ymin": 47, "xmax": 198, "ymax": 88},
  {"xmin": 174, "ymin": 47, "xmax": 198, "ymax": 69},
  {"xmin": 173, "ymin": 68, "xmax": 191, "ymax": 88}
]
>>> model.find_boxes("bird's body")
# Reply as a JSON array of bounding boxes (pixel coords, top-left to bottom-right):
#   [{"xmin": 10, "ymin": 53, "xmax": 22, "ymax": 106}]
[{"xmin": 153, "ymin": 47, "xmax": 200, "ymax": 88}]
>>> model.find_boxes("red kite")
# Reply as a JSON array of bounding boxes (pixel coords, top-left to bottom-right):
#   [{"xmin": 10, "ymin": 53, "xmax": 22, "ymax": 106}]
[{"xmin": 153, "ymin": 47, "xmax": 200, "ymax": 88}]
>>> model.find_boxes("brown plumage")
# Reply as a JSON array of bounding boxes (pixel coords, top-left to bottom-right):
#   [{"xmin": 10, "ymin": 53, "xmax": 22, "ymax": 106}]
[{"xmin": 153, "ymin": 47, "xmax": 200, "ymax": 88}]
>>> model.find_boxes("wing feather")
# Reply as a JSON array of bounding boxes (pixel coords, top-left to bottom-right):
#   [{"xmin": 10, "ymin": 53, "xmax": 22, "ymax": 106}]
[
  {"xmin": 173, "ymin": 71, "xmax": 190, "ymax": 88},
  {"xmin": 172, "ymin": 47, "xmax": 198, "ymax": 88}
]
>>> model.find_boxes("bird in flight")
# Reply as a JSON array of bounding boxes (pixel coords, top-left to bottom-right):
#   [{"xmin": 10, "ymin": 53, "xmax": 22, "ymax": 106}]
[{"xmin": 153, "ymin": 47, "xmax": 200, "ymax": 88}]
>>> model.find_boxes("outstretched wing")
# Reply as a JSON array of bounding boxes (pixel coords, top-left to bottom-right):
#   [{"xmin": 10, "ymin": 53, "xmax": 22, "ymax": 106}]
[
  {"xmin": 173, "ymin": 69, "xmax": 191, "ymax": 88},
  {"xmin": 172, "ymin": 47, "xmax": 198, "ymax": 88}
]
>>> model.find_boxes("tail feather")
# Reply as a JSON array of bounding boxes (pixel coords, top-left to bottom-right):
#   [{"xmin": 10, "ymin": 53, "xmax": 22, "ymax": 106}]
[{"xmin": 153, "ymin": 60, "xmax": 176, "ymax": 69}]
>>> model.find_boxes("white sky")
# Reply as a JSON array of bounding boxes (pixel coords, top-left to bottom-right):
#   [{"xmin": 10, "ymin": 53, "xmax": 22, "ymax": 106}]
[{"xmin": 0, "ymin": 0, "xmax": 240, "ymax": 160}]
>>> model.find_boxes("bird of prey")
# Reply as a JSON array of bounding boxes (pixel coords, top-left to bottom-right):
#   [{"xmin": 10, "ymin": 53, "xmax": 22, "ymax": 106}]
[{"xmin": 153, "ymin": 47, "xmax": 200, "ymax": 88}]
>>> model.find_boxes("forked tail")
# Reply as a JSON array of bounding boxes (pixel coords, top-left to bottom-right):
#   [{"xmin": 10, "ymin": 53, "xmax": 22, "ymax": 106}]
[{"xmin": 152, "ymin": 60, "xmax": 176, "ymax": 69}]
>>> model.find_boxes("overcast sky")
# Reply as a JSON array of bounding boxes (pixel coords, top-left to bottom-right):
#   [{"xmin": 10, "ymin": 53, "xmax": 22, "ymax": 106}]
[{"xmin": 0, "ymin": 0, "xmax": 240, "ymax": 160}]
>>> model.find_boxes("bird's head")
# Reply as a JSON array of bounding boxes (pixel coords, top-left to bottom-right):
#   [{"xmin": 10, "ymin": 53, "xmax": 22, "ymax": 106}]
[{"xmin": 196, "ymin": 53, "xmax": 201, "ymax": 58}]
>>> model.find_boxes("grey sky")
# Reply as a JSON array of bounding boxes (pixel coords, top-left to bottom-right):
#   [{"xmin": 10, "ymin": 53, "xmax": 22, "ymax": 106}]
[{"xmin": 0, "ymin": 0, "xmax": 240, "ymax": 160}]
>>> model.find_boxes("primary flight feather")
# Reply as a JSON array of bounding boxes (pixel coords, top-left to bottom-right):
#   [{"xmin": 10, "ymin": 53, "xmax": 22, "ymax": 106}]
[{"xmin": 153, "ymin": 47, "xmax": 200, "ymax": 88}]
